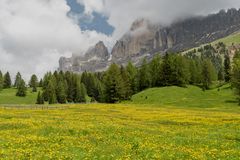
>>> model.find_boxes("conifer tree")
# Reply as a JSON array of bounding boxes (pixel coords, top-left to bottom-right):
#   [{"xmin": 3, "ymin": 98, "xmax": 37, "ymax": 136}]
[
  {"xmin": 42, "ymin": 72, "xmax": 52, "ymax": 101},
  {"xmin": 0, "ymin": 71, "xmax": 3, "ymax": 90},
  {"xmin": 150, "ymin": 55, "xmax": 162, "ymax": 87},
  {"xmin": 160, "ymin": 53, "xmax": 175, "ymax": 86},
  {"xmin": 232, "ymin": 53, "xmax": 240, "ymax": 105},
  {"xmin": 201, "ymin": 59, "xmax": 217, "ymax": 90},
  {"xmin": 3, "ymin": 72, "xmax": 11, "ymax": 88},
  {"xmin": 75, "ymin": 82, "xmax": 87, "ymax": 103},
  {"xmin": 126, "ymin": 62, "xmax": 138, "ymax": 93},
  {"xmin": 14, "ymin": 72, "xmax": 22, "ymax": 88},
  {"xmin": 56, "ymin": 80, "xmax": 67, "ymax": 104},
  {"xmin": 138, "ymin": 58, "xmax": 151, "ymax": 91},
  {"xmin": 174, "ymin": 56, "xmax": 190, "ymax": 87},
  {"xmin": 120, "ymin": 66, "xmax": 132, "ymax": 100},
  {"xmin": 36, "ymin": 91, "xmax": 44, "ymax": 104},
  {"xmin": 29, "ymin": 74, "xmax": 38, "ymax": 92},
  {"xmin": 39, "ymin": 79, "xmax": 43, "ymax": 87},
  {"xmin": 16, "ymin": 79, "xmax": 27, "ymax": 97},
  {"xmin": 103, "ymin": 63, "xmax": 124, "ymax": 103},
  {"xmin": 47, "ymin": 79, "xmax": 57, "ymax": 104},
  {"xmin": 224, "ymin": 53, "xmax": 231, "ymax": 82}
]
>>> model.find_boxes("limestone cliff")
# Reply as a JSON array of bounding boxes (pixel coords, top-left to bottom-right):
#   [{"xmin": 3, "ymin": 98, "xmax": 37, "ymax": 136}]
[{"xmin": 59, "ymin": 8, "xmax": 240, "ymax": 73}]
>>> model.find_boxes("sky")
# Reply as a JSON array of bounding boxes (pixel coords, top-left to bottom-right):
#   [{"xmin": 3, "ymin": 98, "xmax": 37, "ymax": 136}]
[{"xmin": 0, "ymin": 0, "xmax": 240, "ymax": 80}]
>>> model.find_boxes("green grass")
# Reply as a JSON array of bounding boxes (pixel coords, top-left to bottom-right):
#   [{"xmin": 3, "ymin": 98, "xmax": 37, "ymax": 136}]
[
  {"xmin": 183, "ymin": 31, "xmax": 240, "ymax": 54},
  {"xmin": 0, "ymin": 88, "xmax": 38, "ymax": 105},
  {"xmin": 0, "ymin": 104, "xmax": 239, "ymax": 159},
  {"xmin": 129, "ymin": 84, "xmax": 239, "ymax": 108},
  {"xmin": 214, "ymin": 31, "xmax": 240, "ymax": 46},
  {"xmin": 0, "ymin": 85, "xmax": 239, "ymax": 159}
]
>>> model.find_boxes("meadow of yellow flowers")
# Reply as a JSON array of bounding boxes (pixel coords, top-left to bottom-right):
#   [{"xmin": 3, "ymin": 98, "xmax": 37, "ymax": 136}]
[{"xmin": 0, "ymin": 104, "xmax": 239, "ymax": 159}]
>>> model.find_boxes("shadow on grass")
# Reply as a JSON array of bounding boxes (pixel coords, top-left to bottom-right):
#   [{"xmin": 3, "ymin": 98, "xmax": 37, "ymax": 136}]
[{"xmin": 225, "ymin": 100, "xmax": 238, "ymax": 104}]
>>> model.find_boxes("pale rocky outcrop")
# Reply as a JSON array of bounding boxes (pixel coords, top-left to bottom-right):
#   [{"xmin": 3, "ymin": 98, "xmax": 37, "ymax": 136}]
[{"xmin": 59, "ymin": 8, "xmax": 240, "ymax": 73}]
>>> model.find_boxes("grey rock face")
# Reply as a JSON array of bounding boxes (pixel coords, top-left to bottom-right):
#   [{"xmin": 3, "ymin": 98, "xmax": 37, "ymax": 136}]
[
  {"xmin": 85, "ymin": 41, "xmax": 109, "ymax": 61},
  {"xmin": 58, "ymin": 41, "xmax": 110, "ymax": 73},
  {"xmin": 59, "ymin": 8, "xmax": 240, "ymax": 73}
]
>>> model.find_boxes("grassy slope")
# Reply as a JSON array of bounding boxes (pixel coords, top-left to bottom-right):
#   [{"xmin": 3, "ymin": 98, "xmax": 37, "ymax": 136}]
[
  {"xmin": 214, "ymin": 31, "xmax": 240, "ymax": 46},
  {"xmin": 0, "ymin": 88, "xmax": 38, "ymax": 105},
  {"xmin": 129, "ymin": 84, "xmax": 238, "ymax": 108},
  {"xmin": 183, "ymin": 31, "xmax": 240, "ymax": 54}
]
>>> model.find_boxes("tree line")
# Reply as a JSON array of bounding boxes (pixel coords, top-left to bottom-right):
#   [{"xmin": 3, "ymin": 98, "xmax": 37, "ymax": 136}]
[{"xmin": 1, "ymin": 45, "xmax": 240, "ymax": 104}]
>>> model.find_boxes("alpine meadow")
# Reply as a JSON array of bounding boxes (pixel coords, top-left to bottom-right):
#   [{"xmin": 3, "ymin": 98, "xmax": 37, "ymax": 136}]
[{"xmin": 0, "ymin": 1, "xmax": 240, "ymax": 159}]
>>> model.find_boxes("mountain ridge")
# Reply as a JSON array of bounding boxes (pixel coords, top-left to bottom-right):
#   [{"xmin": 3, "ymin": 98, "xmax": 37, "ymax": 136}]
[{"xmin": 59, "ymin": 8, "xmax": 240, "ymax": 73}]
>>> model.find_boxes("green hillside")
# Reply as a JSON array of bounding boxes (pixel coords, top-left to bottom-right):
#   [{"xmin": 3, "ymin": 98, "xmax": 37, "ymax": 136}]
[
  {"xmin": 183, "ymin": 31, "xmax": 240, "ymax": 54},
  {"xmin": 214, "ymin": 31, "xmax": 240, "ymax": 46},
  {"xmin": 0, "ymin": 88, "xmax": 38, "ymax": 105},
  {"xmin": 129, "ymin": 84, "xmax": 238, "ymax": 108}
]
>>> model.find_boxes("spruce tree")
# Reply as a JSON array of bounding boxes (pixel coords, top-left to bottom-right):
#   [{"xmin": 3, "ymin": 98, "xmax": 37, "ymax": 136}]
[
  {"xmin": 150, "ymin": 55, "xmax": 162, "ymax": 87},
  {"xmin": 16, "ymin": 79, "xmax": 27, "ymax": 97},
  {"xmin": 56, "ymin": 80, "xmax": 67, "ymax": 104},
  {"xmin": 138, "ymin": 58, "xmax": 151, "ymax": 91},
  {"xmin": 120, "ymin": 66, "xmax": 132, "ymax": 100},
  {"xmin": 201, "ymin": 59, "xmax": 217, "ymax": 90},
  {"xmin": 75, "ymin": 82, "xmax": 87, "ymax": 103},
  {"xmin": 189, "ymin": 60, "xmax": 198, "ymax": 84},
  {"xmin": 36, "ymin": 91, "xmax": 44, "ymax": 104},
  {"xmin": 126, "ymin": 62, "xmax": 138, "ymax": 93},
  {"xmin": 174, "ymin": 56, "xmax": 190, "ymax": 87},
  {"xmin": 0, "ymin": 71, "xmax": 3, "ymax": 90},
  {"xmin": 47, "ymin": 79, "xmax": 57, "ymax": 104},
  {"xmin": 224, "ymin": 53, "xmax": 231, "ymax": 82},
  {"xmin": 232, "ymin": 53, "xmax": 240, "ymax": 105},
  {"xmin": 42, "ymin": 72, "xmax": 52, "ymax": 101},
  {"xmin": 3, "ymin": 72, "xmax": 11, "ymax": 88},
  {"xmin": 103, "ymin": 63, "xmax": 124, "ymax": 103},
  {"xmin": 160, "ymin": 53, "xmax": 175, "ymax": 86},
  {"xmin": 14, "ymin": 72, "xmax": 22, "ymax": 88},
  {"xmin": 29, "ymin": 74, "xmax": 38, "ymax": 92},
  {"xmin": 39, "ymin": 79, "xmax": 43, "ymax": 87}
]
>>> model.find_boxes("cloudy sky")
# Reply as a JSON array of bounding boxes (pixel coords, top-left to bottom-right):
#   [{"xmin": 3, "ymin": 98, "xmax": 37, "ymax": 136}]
[{"xmin": 0, "ymin": 0, "xmax": 240, "ymax": 79}]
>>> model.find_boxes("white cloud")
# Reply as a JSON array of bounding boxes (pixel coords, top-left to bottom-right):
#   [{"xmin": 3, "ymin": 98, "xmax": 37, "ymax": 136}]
[
  {"xmin": 77, "ymin": 0, "xmax": 105, "ymax": 15},
  {"xmin": 1, "ymin": 0, "xmax": 240, "ymax": 79},
  {"xmin": 0, "ymin": 0, "xmax": 111, "ymax": 79},
  {"xmin": 78, "ymin": 0, "xmax": 240, "ymax": 40}
]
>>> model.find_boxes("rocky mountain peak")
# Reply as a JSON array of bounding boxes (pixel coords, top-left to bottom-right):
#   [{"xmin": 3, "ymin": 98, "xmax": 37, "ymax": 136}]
[
  {"xmin": 130, "ymin": 19, "xmax": 150, "ymax": 31},
  {"xmin": 59, "ymin": 8, "xmax": 240, "ymax": 73},
  {"xmin": 85, "ymin": 41, "xmax": 109, "ymax": 61}
]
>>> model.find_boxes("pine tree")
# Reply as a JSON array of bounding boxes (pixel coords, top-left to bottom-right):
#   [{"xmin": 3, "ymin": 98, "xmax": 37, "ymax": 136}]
[
  {"xmin": 138, "ymin": 58, "xmax": 151, "ymax": 91},
  {"xmin": 65, "ymin": 72, "xmax": 75, "ymax": 102},
  {"xmin": 103, "ymin": 63, "xmax": 124, "ymax": 103},
  {"xmin": 29, "ymin": 74, "xmax": 38, "ymax": 92},
  {"xmin": 36, "ymin": 91, "xmax": 44, "ymax": 104},
  {"xmin": 3, "ymin": 72, "xmax": 11, "ymax": 88},
  {"xmin": 47, "ymin": 79, "xmax": 57, "ymax": 104},
  {"xmin": 120, "ymin": 66, "xmax": 132, "ymax": 100},
  {"xmin": 16, "ymin": 79, "xmax": 27, "ymax": 97},
  {"xmin": 14, "ymin": 72, "xmax": 22, "ymax": 88},
  {"xmin": 75, "ymin": 82, "xmax": 87, "ymax": 103},
  {"xmin": 56, "ymin": 80, "xmax": 67, "ymax": 104},
  {"xmin": 0, "ymin": 71, "xmax": 3, "ymax": 90},
  {"xmin": 174, "ymin": 56, "xmax": 190, "ymax": 87},
  {"xmin": 42, "ymin": 72, "xmax": 52, "ymax": 101},
  {"xmin": 126, "ymin": 62, "xmax": 138, "ymax": 93},
  {"xmin": 218, "ymin": 66, "xmax": 225, "ymax": 82},
  {"xmin": 201, "ymin": 59, "xmax": 217, "ymax": 90},
  {"xmin": 39, "ymin": 79, "xmax": 43, "ymax": 87},
  {"xmin": 150, "ymin": 55, "xmax": 162, "ymax": 87},
  {"xmin": 232, "ymin": 53, "xmax": 240, "ymax": 105},
  {"xmin": 160, "ymin": 53, "xmax": 175, "ymax": 86},
  {"xmin": 224, "ymin": 53, "xmax": 231, "ymax": 82}
]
